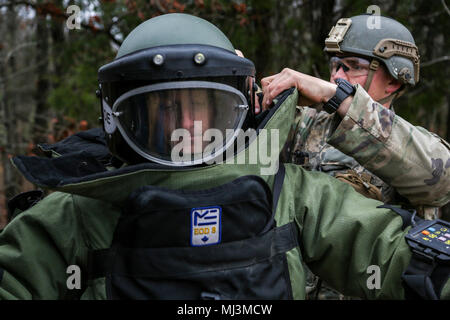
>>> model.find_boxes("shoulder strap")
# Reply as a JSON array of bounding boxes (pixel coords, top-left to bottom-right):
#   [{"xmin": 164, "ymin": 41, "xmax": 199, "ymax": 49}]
[
  {"xmin": 377, "ymin": 204, "xmax": 422, "ymax": 230},
  {"xmin": 261, "ymin": 162, "xmax": 286, "ymax": 234},
  {"xmin": 272, "ymin": 162, "xmax": 286, "ymax": 215}
]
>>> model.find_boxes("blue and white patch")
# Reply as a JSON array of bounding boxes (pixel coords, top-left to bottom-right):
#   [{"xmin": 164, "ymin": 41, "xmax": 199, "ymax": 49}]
[{"xmin": 190, "ymin": 206, "xmax": 222, "ymax": 246}]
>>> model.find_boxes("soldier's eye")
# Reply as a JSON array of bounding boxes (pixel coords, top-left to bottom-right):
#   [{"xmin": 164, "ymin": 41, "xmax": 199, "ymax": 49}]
[{"xmin": 347, "ymin": 61, "xmax": 359, "ymax": 69}]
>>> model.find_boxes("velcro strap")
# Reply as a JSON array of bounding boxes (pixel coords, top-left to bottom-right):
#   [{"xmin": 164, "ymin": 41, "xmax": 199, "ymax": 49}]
[
  {"xmin": 88, "ymin": 222, "xmax": 299, "ymax": 280},
  {"xmin": 378, "ymin": 204, "xmax": 421, "ymax": 230},
  {"xmin": 402, "ymin": 254, "xmax": 450, "ymax": 300}
]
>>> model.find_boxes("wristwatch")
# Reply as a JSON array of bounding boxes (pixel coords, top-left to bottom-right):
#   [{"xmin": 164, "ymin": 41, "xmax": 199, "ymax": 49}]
[{"xmin": 323, "ymin": 78, "xmax": 356, "ymax": 114}]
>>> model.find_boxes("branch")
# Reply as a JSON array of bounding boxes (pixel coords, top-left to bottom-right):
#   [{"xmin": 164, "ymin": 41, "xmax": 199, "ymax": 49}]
[
  {"xmin": 104, "ymin": 10, "xmax": 135, "ymax": 46},
  {"xmin": 0, "ymin": 58, "xmax": 48, "ymax": 84},
  {"xmin": 442, "ymin": 0, "xmax": 450, "ymax": 17},
  {"xmin": 153, "ymin": 0, "xmax": 167, "ymax": 13},
  {"xmin": 421, "ymin": 56, "xmax": 450, "ymax": 67},
  {"xmin": 0, "ymin": 0, "xmax": 36, "ymax": 8},
  {"xmin": 3, "ymin": 42, "xmax": 37, "ymax": 64},
  {"xmin": 0, "ymin": 1, "xmax": 123, "ymax": 46}
]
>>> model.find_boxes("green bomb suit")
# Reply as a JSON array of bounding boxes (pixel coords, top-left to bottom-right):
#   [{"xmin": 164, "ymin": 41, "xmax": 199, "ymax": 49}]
[{"xmin": 1, "ymin": 89, "xmax": 449, "ymax": 299}]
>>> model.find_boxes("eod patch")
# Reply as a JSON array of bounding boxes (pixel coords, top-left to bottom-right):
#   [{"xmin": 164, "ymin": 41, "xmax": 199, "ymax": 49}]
[{"xmin": 190, "ymin": 206, "xmax": 222, "ymax": 246}]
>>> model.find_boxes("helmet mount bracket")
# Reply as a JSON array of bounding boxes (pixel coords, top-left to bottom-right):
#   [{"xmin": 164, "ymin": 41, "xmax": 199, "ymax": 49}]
[
  {"xmin": 324, "ymin": 18, "xmax": 352, "ymax": 53},
  {"xmin": 373, "ymin": 38, "xmax": 420, "ymax": 84}
]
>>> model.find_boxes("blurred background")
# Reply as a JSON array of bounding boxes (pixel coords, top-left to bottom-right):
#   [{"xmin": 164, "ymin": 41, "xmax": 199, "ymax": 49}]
[{"xmin": 0, "ymin": 0, "xmax": 449, "ymax": 226}]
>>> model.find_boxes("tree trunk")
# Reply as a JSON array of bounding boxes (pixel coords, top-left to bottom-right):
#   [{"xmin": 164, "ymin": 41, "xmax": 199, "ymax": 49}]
[
  {"xmin": 0, "ymin": 1, "xmax": 23, "ymax": 226},
  {"xmin": 33, "ymin": 12, "xmax": 50, "ymax": 146}
]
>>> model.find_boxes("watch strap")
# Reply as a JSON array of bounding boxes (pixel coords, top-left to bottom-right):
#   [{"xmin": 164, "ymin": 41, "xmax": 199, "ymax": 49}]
[
  {"xmin": 402, "ymin": 251, "xmax": 450, "ymax": 300},
  {"xmin": 323, "ymin": 79, "xmax": 355, "ymax": 114}
]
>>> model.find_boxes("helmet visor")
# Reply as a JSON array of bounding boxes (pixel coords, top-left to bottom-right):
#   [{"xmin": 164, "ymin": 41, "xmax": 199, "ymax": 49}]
[{"xmin": 111, "ymin": 81, "xmax": 248, "ymax": 166}]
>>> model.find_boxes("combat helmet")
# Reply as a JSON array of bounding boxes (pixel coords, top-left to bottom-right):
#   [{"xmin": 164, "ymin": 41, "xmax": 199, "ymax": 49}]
[
  {"xmin": 324, "ymin": 14, "xmax": 420, "ymax": 103},
  {"xmin": 98, "ymin": 14, "xmax": 256, "ymax": 166}
]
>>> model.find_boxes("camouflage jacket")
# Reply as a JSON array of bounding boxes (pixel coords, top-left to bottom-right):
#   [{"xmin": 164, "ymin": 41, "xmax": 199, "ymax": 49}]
[{"xmin": 282, "ymin": 84, "xmax": 450, "ymax": 219}]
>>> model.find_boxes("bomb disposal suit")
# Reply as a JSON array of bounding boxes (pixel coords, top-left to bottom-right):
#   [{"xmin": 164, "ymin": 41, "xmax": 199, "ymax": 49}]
[{"xmin": 1, "ymin": 14, "xmax": 449, "ymax": 300}]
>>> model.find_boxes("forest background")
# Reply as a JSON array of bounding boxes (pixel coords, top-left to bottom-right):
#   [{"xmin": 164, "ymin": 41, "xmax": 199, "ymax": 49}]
[{"xmin": 0, "ymin": 0, "xmax": 449, "ymax": 227}]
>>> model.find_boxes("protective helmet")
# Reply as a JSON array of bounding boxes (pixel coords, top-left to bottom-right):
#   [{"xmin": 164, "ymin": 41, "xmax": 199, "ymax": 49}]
[
  {"xmin": 324, "ymin": 14, "xmax": 420, "ymax": 97},
  {"xmin": 98, "ymin": 14, "xmax": 256, "ymax": 166}
]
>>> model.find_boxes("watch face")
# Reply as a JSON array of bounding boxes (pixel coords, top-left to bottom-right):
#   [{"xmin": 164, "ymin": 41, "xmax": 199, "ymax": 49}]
[
  {"xmin": 407, "ymin": 221, "xmax": 450, "ymax": 256},
  {"xmin": 336, "ymin": 78, "xmax": 355, "ymax": 94}
]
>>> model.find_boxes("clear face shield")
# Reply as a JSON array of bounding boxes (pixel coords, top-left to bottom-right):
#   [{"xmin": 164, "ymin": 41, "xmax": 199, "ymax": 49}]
[{"xmin": 103, "ymin": 81, "xmax": 249, "ymax": 166}]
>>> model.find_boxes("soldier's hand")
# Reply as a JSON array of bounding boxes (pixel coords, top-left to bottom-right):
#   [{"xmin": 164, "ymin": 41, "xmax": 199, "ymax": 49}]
[{"xmin": 260, "ymin": 68, "xmax": 337, "ymax": 108}]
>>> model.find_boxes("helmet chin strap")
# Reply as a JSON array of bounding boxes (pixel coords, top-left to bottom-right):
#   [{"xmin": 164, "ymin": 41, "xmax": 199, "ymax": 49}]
[
  {"xmin": 363, "ymin": 59, "xmax": 379, "ymax": 93},
  {"xmin": 364, "ymin": 59, "xmax": 405, "ymax": 109}
]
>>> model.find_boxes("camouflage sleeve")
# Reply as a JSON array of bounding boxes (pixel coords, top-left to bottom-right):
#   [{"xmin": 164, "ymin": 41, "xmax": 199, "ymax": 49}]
[
  {"xmin": 327, "ymin": 84, "xmax": 450, "ymax": 207},
  {"xmin": 281, "ymin": 106, "xmax": 335, "ymax": 165}
]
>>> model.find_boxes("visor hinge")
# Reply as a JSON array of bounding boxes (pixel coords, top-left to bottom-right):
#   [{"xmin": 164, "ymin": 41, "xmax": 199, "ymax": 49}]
[{"xmin": 236, "ymin": 104, "xmax": 249, "ymax": 111}]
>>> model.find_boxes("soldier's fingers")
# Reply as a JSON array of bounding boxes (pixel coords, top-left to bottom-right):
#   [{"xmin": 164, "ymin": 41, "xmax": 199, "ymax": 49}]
[
  {"xmin": 261, "ymin": 81, "xmax": 271, "ymax": 108},
  {"xmin": 261, "ymin": 74, "xmax": 284, "ymax": 107},
  {"xmin": 260, "ymin": 74, "xmax": 278, "ymax": 90},
  {"xmin": 261, "ymin": 87, "xmax": 274, "ymax": 108},
  {"xmin": 264, "ymin": 74, "xmax": 292, "ymax": 107}
]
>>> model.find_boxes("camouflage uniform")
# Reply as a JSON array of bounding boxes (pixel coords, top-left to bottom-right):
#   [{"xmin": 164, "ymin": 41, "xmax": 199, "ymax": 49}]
[
  {"xmin": 283, "ymin": 84, "xmax": 450, "ymax": 218},
  {"xmin": 282, "ymin": 84, "xmax": 450, "ymax": 299}
]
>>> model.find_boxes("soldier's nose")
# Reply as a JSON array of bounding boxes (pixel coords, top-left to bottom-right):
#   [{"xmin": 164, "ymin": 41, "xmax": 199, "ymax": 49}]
[{"xmin": 330, "ymin": 67, "xmax": 348, "ymax": 83}]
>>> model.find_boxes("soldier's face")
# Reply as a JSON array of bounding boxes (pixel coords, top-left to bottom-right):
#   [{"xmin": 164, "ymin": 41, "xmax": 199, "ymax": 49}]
[{"xmin": 161, "ymin": 90, "xmax": 212, "ymax": 153}]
